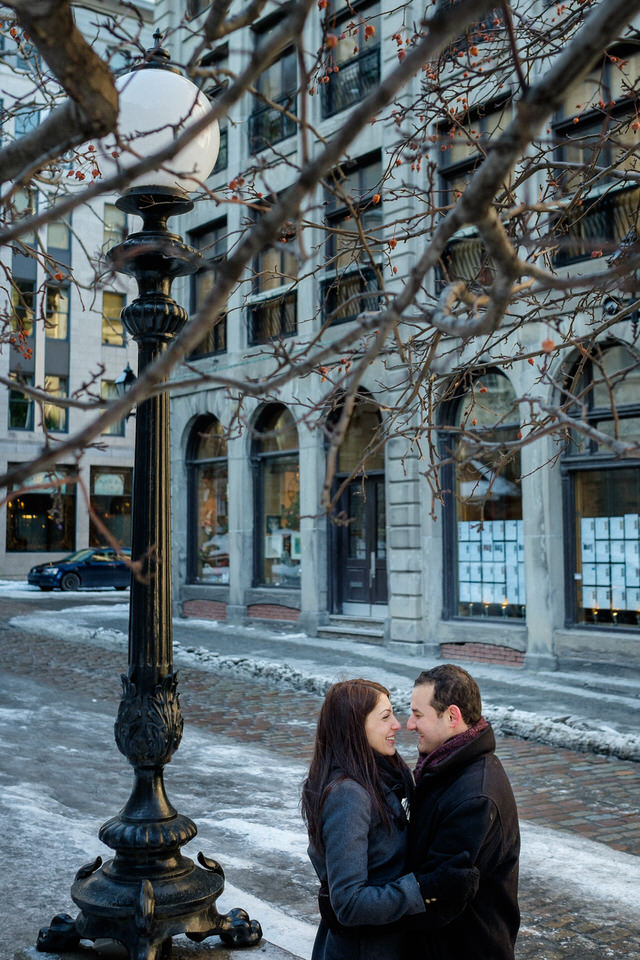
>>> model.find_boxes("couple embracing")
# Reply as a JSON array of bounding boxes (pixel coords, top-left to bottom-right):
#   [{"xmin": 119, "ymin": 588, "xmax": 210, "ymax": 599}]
[{"xmin": 301, "ymin": 664, "xmax": 520, "ymax": 960}]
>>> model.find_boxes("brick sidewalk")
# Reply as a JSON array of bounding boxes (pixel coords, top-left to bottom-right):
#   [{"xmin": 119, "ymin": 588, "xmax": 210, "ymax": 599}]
[{"xmin": 2, "ymin": 620, "xmax": 639, "ymax": 959}]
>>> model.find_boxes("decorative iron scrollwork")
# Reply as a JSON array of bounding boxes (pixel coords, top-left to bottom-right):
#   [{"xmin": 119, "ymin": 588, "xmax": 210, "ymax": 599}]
[{"xmin": 115, "ymin": 673, "xmax": 183, "ymax": 766}]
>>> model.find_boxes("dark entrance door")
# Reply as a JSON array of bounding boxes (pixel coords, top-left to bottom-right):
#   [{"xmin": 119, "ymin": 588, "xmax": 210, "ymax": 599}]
[{"xmin": 335, "ymin": 475, "xmax": 387, "ymax": 612}]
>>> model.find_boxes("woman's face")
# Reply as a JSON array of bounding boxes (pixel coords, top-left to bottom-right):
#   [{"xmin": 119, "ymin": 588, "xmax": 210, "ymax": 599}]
[{"xmin": 364, "ymin": 693, "xmax": 401, "ymax": 756}]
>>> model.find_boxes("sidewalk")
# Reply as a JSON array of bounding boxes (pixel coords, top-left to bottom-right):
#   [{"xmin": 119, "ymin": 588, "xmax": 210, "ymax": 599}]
[{"xmin": 169, "ymin": 616, "xmax": 640, "ymax": 761}]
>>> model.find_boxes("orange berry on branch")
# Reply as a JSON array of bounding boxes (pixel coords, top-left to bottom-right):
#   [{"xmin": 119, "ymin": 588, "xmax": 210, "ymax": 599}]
[
  {"xmin": 541, "ymin": 338, "xmax": 555, "ymax": 353},
  {"xmin": 326, "ymin": 33, "xmax": 338, "ymax": 48}
]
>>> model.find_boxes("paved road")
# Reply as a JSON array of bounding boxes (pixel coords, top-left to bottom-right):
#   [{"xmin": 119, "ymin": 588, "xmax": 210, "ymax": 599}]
[{"xmin": 1, "ymin": 593, "xmax": 639, "ymax": 959}]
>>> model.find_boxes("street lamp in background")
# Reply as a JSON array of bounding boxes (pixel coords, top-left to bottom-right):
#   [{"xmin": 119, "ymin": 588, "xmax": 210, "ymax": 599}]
[{"xmin": 38, "ymin": 33, "xmax": 262, "ymax": 959}]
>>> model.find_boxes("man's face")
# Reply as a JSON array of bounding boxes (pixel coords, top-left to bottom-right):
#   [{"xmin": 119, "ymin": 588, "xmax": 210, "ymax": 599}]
[{"xmin": 407, "ymin": 682, "xmax": 455, "ymax": 755}]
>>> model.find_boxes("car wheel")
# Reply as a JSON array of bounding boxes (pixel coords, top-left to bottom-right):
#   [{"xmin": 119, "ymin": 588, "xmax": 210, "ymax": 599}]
[{"xmin": 61, "ymin": 572, "xmax": 81, "ymax": 591}]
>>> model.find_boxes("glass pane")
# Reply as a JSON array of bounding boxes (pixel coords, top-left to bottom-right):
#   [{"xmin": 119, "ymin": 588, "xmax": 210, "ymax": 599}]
[
  {"xmin": 89, "ymin": 467, "xmax": 132, "ymax": 547},
  {"xmin": 261, "ymin": 454, "xmax": 300, "ymax": 584},
  {"xmin": 196, "ymin": 462, "xmax": 229, "ymax": 583},
  {"xmin": 6, "ymin": 473, "xmax": 75, "ymax": 552},
  {"xmin": 455, "ymin": 371, "xmax": 518, "ymax": 429},
  {"xmin": 337, "ymin": 400, "xmax": 384, "ymax": 474},
  {"xmin": 593, "ymin": 344, "xmax": 640, "ymax": 409},
  {"xmin": 45, "ymin": 286, "xmax": 69, "ymax": 339},
  {"xmin": 102, "ymin": 292, "xmax": 125, "ymax": 345},
  {"xmin": 454, "ymin": 428, "xmax": 524, "ymax": 619},
  {"xmin": 43, "ymin": 376, "xmax": 68, "ymax": 432},
  {"xmin": 103, "ymin": 203, "xmax": 127, "ymax": 251},
  {"xmin": 9, "ymin": 377, "xmax": 34, "ymax": 430},
  {"xmin": 347, "ymin": 485, "xmax": 367, "ymax": 559},
  {"xmin": 254, "ymin": 405, "xmax": 298, "ymax": 453},
  {"xmin": 574, "ymin": 467, "xmax": 640, "ymax": 627},
  {"xmin": 11, "ymin": 280, "xmax": 35, "ymax": 335},
  {"xmin": 195, "ymin": 418, "xmax": 227, "ymax": 460},
  {"xmin": 100, "ymin": 381, "xmax": 125, "ymax": 436}
]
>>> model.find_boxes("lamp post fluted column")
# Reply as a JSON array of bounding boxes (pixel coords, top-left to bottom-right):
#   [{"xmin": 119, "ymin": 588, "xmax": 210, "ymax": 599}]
[{"xmin": 37, "ymin": 39, "xmax": 262, "ymax": 960}]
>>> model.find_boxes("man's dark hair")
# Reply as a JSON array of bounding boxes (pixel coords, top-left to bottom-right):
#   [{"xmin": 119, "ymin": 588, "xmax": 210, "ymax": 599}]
[{"xmin": 414, "ymin": 664, "xmax": 482, "ymax": 725}]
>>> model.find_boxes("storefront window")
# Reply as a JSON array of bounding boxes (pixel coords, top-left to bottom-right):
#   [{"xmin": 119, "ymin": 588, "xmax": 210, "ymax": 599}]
[
  {"xmin": 252, "ymin": 405, "xmax": 300, "ymax": 586},
  {"xmin": 563, "ymin": 342, "xmax": 640, "ymax": 627},
  {"xmin": 89, "ymin": 467, "xmax": 132, "ymax": 546},
  {"xmin": 442, "ymin": 370, "xmax": 524, "ymax": 619},
  {"xmin": 187, "ymin": 417, "xmax": 229, "ymax": 583},
  {"xmin": 6, "ymin": 468, "xmax": 75, "ymax": 552}
]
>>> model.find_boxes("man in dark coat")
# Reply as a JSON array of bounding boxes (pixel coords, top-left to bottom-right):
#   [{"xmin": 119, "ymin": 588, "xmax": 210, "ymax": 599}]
[{"xmin": 404, "ymin": 664, "xmax": 520, "ymax": 960}]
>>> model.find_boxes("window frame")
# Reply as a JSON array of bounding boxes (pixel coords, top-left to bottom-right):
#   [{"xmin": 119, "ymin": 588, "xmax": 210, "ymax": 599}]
[{"xmin": 186, "ymin": 416, "xmax": 230, "ymax": 585}]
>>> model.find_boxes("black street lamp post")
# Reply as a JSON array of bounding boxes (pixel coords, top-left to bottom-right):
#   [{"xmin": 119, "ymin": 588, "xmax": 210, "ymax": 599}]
[{"xmin": 37, "ymin": 37, "xmax": 262, "ymax": 960}]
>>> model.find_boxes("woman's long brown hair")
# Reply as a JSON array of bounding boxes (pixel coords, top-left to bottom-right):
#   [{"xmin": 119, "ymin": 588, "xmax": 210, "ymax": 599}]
[{"xmin": 301, "ymin": 678, "xmax": 406, "ymax": 853}]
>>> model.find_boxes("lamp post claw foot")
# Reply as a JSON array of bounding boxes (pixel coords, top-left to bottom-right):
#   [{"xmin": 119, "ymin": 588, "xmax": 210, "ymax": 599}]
[{"xmin": 37, "ymin": 913, "xmax": 80, "ymax": 952}]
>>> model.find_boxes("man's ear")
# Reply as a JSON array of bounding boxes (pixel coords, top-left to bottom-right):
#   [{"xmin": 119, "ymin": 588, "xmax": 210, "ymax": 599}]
[{"xmin": 448, "ymin": 704, "xmax": 465, "ymax": 730}]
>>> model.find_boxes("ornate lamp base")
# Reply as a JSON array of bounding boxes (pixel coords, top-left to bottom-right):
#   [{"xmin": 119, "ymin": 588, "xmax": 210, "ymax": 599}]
[{"xmin": 38, "ymin": 853, "xmax": 262, "ymax": 958}]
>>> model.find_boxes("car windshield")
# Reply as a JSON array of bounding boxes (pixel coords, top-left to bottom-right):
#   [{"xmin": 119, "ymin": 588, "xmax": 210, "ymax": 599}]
[{"xmin": 61, "ymin": 549, "xmax": 96, "ymax": 563}]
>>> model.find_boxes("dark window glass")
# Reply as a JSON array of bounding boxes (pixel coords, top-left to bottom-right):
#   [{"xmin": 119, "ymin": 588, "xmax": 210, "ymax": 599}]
[
  {"xmin": 321, "ymin": 7, "xmax": 380, "ymax": 118},
  {"xmin": 442, "ymin": 371, "xmax": 524, "ymax": 620},
  {"xmin": 101, "ymin": 381, "xmax": 126, "ymax": 436},
  {"xmin": 89, "ymin": 467, "xmax": 132, "ymax": 547},
  {"xmin": 43, "ymin": 375, "xmax": 68, "ymax": 432},
  {"xmin": 249, "ymin": 40, "xmax": 297, "ymax": 153},
  {"xmin": 6, "ymin": 469, "xmax": 75, "ymax": 552},
  {"xmin": 11, "ymin": 278, "xmax": 35, "ymax": 335},
  {"xmin": 45, "ymin": 285, "xmax": 69, "ymax": 340},
  {"xmin": 102, "ymin": 291, "xmax": 126, "ymax": 346},
  {"xmin": 8, "ymin": 374, "xmax": 34, "ymax": 430},
  {"xmin": 189, "ymin": 220, "xmax": 227, "ymax": 356},
  {"xmin": 252, "ymin": 405, "xmax": 300, "ymax": 586},
  {"xmin": 187, "ymin": 417, "xmax": 229, "ymax": 583}
]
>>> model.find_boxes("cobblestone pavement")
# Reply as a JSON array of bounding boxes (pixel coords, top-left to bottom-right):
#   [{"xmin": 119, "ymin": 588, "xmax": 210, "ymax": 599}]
[{"xmin": 1, "ymin": 599, "xmax": 639, "ymax": 959}]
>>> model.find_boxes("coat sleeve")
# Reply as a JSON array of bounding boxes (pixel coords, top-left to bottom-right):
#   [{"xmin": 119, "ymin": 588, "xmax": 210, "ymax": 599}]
[
  {"xmin": 322, "ymin": 779, "xmax": 425, "ymax": 927},
  {"xmin": 405, "ymin": 794, "xmax": 499, "ymax": 930}
]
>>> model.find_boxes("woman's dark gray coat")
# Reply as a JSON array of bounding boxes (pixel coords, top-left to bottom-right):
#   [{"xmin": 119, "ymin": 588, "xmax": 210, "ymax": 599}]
[{"xmin": 308, "ymin": 774, "xmax": 425, "ymax": 960}]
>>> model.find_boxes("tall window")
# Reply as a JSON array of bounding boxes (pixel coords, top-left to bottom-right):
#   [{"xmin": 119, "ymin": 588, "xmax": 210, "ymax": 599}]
[
  {"xmin": 187, "ymin": 416, "xmax": 229, "ymax": 584},
  {"xmin": 11, "ymin": 278, "xmax": 35, "ymax": 335},
  {"xmin": 437, "ymin": 99, "xmax": 511, "ymax": 292},
  {"xmin": 552, "ymin": 46, "xmax": 640, "ymax": 264},
  {"xmin": 6, "ymin": 468, "xmax": 75, "ymax": 552},
  {"xmin": 102, "ymin": 291, "xmax": 126, "ymax": 346},
  {"xmin": 562, "ymin": 342, "xmax": 640, "ymax": 627},
  {"xmin": 441, "ymin": 371, "xmax": 524, "ymax": 620},
  {"xmin": 189, "ymin": 220, "xmax": 227, "ymax": 356},
  {"xmin": 249, "ymin": 28, "xmax": 296, "ymax": 152},
  {"xmin": 47, "ymin": 217, "xmax": 71, "ymax": 253},
  {"xmin": 321, "ymin": 3, "xmax": 380, "ymax": 118},
  {"xmin": 8, "ymin": 374, "xmax": 34, "ymax": 430},
  {"xmin": 248, "ymin": 206, "xmax": 297, "ymax": 344},
  {"xmin": 252, "ymin": 405, "xmax": 300, "ymax": 586},
  {"xmin": 14, "ymin": 187, "xmax": 37, "ymax": 245},
  {"xmin": 89, "ymin": 466, "xmax": 132, "ymax": 546},
  {"xmin": 323, "ymin": 153, "xmax": 383, "ymax": 325},
  {"xmin": 45, "ymin": 285, "xmax": 69, "ymax": 339},
  {"xmin": 101, "ymin": 381, "xmax": 126, "ymax": 436},
  {"xmin": 43, "ymin": 376, "xmax": 68, "ymax": 432},
  {"xmin": 201, "ymin": 46, "xmax": 229, "ymax": 174},
  {"xmin": 103, "ymin": 204, "xmax": 127, "ymax": 254}
]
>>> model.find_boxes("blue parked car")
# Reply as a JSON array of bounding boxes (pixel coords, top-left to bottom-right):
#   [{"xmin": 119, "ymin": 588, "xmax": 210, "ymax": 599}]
[{"xmin": 27, "ymin": 547, "xmax": 131, "ymax": 592}]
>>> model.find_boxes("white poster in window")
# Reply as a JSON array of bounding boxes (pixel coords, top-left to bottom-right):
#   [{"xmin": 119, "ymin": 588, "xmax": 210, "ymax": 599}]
[
  {"xmin": 518, "ymin": 564, "xmax": 525, "ymax": 596},
  {"xmin": 610, "ymin": 540, "xmax": 625, "ymax": 563},
  {"xmin": 265, "ymin": 534, "xmax": 282, "ymax": 559},
  {"xmin": 581, "ymin": 517, "xmax": 596, "ymax": 541},
  {"xmin": 482, "ymin": 583, "xmax": 495, "ymax": 604},
  {"xmin": 626, "ymin": 587, "xmax": 640, "ymax": 610},
  {"xmin": 595, "ymin": 540, "xmax": 611, "ymax": 564},
  {"xmin": 596, "ymin": 564, "xmax": 611, "ymax": 586},
  {"xmin": 582, "ymin": 563, "xmax": 596, "ymax": 586},
  {"xmin": 468, "ymin": 541, "xmax": 482, "ymax": 562},
  {"xmin": 504, "ymin": 520, "xmax": 517, "ymax": 541},
  {"xmin": 611, "ymin": 585, "xmax": 626, "ymax": 609},
  {"xmin": 469, "ymin": 563, "xmax": 482, "ymax": 582},
  {"xmin": 458, "ymin": 541, "xmax": 470, "ymax": 561},
  {"xmin": 458, "ymin": 562, "xmax": 471, "ymax": 583},
  {"xmin": 626, "ymin": 560, "xmax": 640, "ymax": 587},
  {"xmin": 468, "ymin": 524, "xmax": 481, "ymax": 541},
  {"xmin": 495, "ymin": 563, "xmax": 506, "ymax": 584},
  {"xmin": 610, "ymin": 516, "xmax": 625, "ymax": 539},
  {"xmin": 595, "ymin": 517, "xmax": 610, "ymax": 540},
  {"xmin": 469, "ymin": 581, "xmax": 483, "ymax": 602},
  {"xmin": 625, "ymin": 540, "xmax": 639, "ymax": 564},
  {"xmin": 459, "ymin": 581, "xmax": 471, "ymax": 602},
  {"xmin": 493, "ymin": 540, "xmax": 506, "ymax": 562},
  {"xmin": 582, "ymin": 586, "xmax": 598, "ymax": 609},
  {"xmin": 505, "ymin": 542, "xmax": 518, "ymax": 566},
  {"xmin": 581, "ymin": 538, "xmax": 595, "ymax": 562},
  {"xmin": 611, "ymin": 563, "xmax": 626, "ymax": 587},
  {"xmin": 493, "ymin": 520, "xmax": 505, "ymax": 541},
  {"xmin": 481, "ymin": 542, "xmax": 494, "ymax": 562},
  {"xmin": 596, "ymin": 586, "xmax": 611, "ymax": 608},
  {"xmin": 517, "ymin": 540, "xmax": 524, "ymax": 561},
  {"xmin": 624, "ymin": 513, "xmax": 639, "ymax": 538},
  {"xmin": 482, "ymin": 561, "xmax": 495, "ymax": 583},
  {"xmin": 481, "ymin": 525, "xmax": 493, "ymax": 547},
  {"xmin": 459, "ymin": 521, "xmax": 471, "ymax": 542},
  {"xmin": 517, "ymin": 577, "xmax": 526, "ymax": 605}
]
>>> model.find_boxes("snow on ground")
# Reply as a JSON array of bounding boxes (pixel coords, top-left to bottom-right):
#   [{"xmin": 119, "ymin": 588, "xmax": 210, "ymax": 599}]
[{"xmin": 8, "ymin": 602, "xmax": 640, "ymax": 762}]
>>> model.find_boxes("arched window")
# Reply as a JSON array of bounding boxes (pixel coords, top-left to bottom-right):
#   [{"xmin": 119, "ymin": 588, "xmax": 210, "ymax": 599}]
[
  {"xmin": 186, "ymin": 416, "xmax": 229, "ymax": 584},
  {"xmin": 252, "ymin": 405, "xmax": 300, "ymax": 586},
  {"xmin": 441, "ymin": 370, "xmax": 524, "ymax": 620},
  {"xmin": 562, "ymin": 342, "xmax": 640, "ymax": 627}
]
